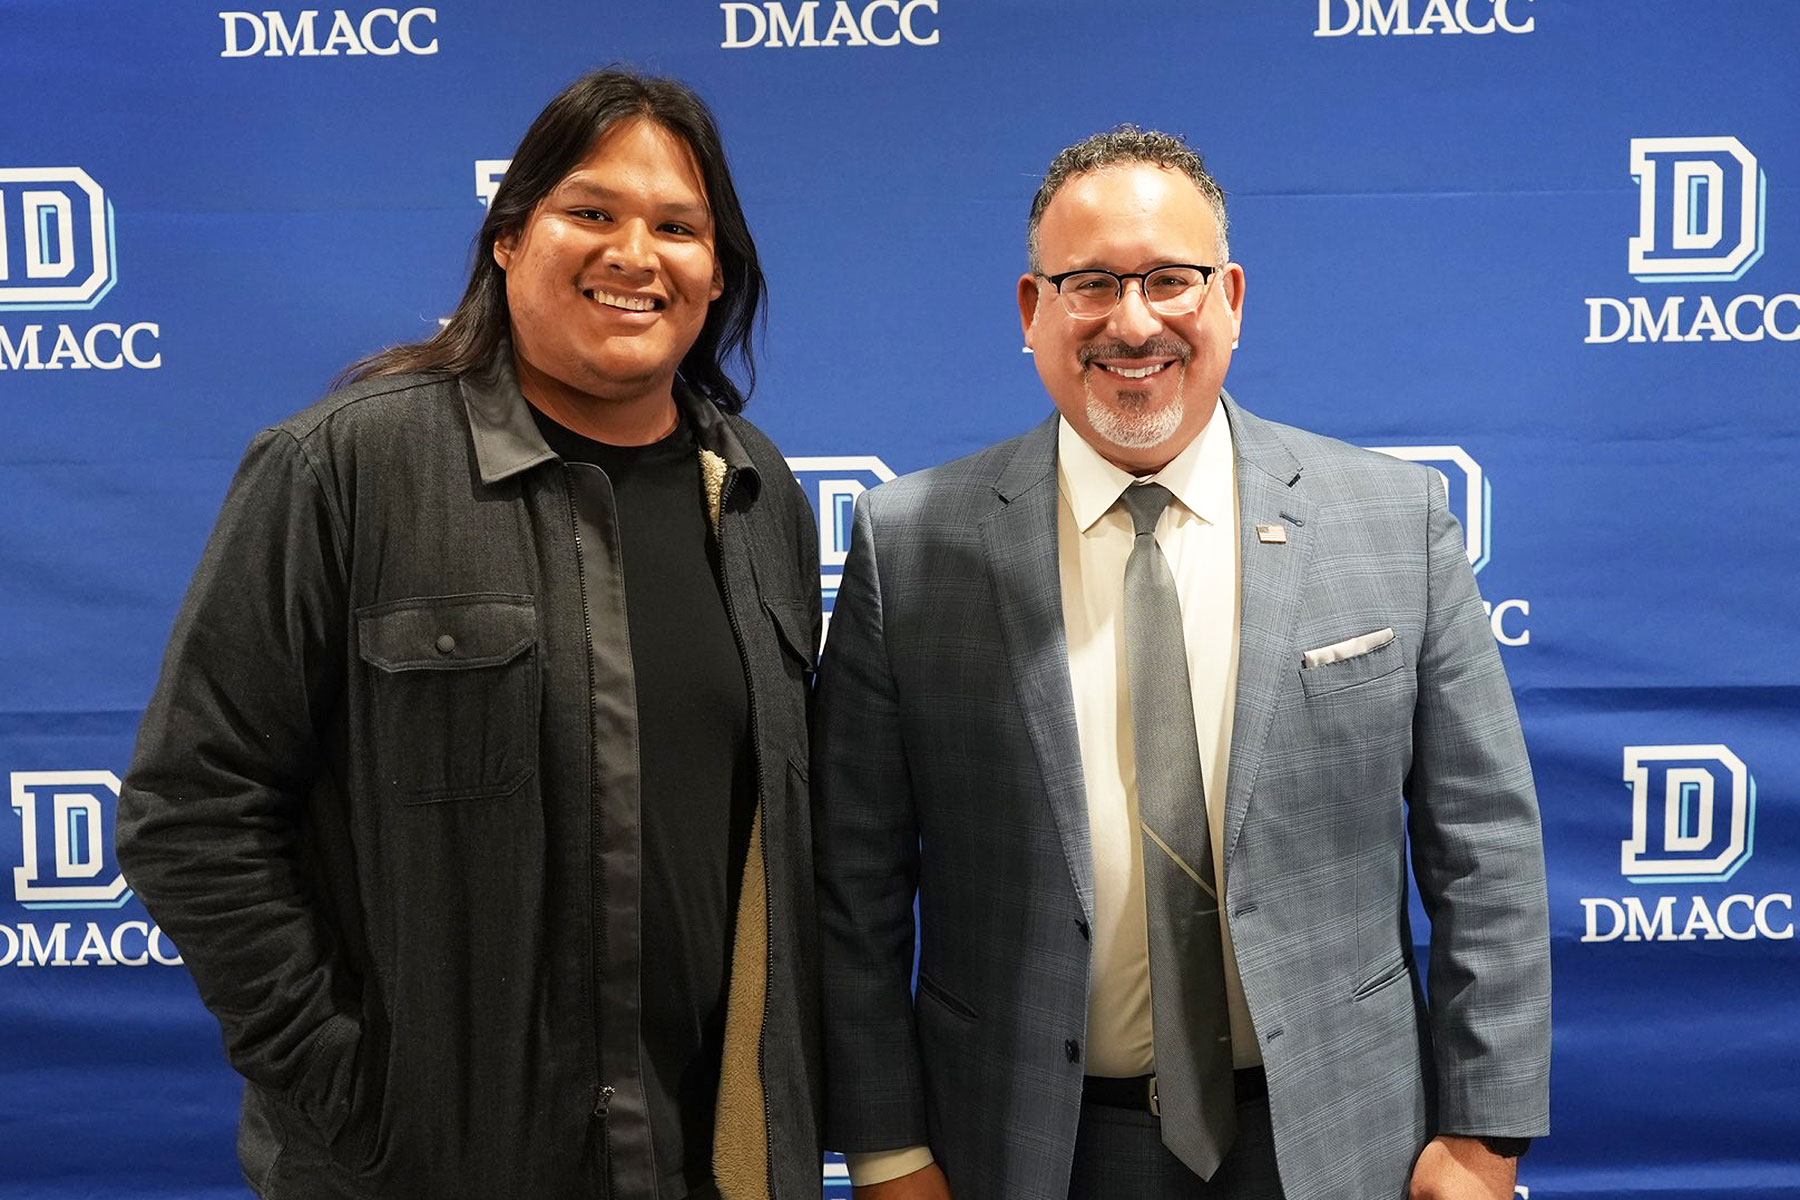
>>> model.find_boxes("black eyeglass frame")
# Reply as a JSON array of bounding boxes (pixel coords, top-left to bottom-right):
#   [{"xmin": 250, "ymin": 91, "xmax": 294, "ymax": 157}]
[{"xmin": 1037, "ymin": 263, "xmax": 1225, "ymax": 318}]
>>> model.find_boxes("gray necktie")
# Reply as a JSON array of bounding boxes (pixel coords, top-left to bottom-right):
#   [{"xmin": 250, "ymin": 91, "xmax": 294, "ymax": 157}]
[{"xmin": 1119, "ymin": 482, "xmax": 1237, "ymax": 1179}]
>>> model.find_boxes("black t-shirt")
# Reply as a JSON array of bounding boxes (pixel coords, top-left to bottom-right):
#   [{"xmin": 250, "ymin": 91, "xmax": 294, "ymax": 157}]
[{"xmin": 533, "ymin": 406, "xmax": 754, "ymax": 1200}]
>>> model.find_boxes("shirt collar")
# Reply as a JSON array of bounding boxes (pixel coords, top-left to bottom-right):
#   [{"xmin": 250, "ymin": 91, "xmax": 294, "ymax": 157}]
[
  {"xmin": 1057, "ymin": 394, "xmax": 1234, "ymax": 533},
  {"xmin": 460, "ymin": 344, "xmax": 758, "ymax": 491}
]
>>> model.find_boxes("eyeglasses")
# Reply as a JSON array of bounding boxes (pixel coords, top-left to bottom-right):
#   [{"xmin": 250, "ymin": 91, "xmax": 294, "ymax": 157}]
[{"xmin": 1038, "ymin": 264, "xmax": 1223, "ymax": 320}]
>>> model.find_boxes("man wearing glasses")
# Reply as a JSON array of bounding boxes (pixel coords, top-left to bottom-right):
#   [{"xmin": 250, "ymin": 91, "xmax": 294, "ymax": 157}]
[{"xmin": 814, "ymin": 127, "xmax": 1550, "ymax": 1199}]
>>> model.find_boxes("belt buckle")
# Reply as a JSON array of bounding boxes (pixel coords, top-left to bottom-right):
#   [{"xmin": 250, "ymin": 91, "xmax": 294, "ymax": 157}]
[{"xmin": 1148, "ymin": 1075, "xmax": 1160, "ymax": 1118}]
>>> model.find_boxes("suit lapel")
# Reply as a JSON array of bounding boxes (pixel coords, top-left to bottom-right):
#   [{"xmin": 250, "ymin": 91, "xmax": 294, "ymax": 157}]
[
  {"xmin": 979, "ymin": 416, "xmax": 1095, "ymax": 922},
  {"xmin": 1222, "ymin": 396, "xmax": 1316, "ymax": 867}
]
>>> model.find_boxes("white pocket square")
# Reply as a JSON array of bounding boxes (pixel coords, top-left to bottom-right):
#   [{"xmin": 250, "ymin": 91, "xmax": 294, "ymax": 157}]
[{"xmin": 1302, "ymin": 627, "xmax": 1395, "ymax": 669}]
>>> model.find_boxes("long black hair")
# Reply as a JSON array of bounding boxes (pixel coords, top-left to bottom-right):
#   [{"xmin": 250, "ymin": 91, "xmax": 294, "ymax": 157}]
[{"xmin": 341, "ymin": 68, "xmax": 766, "ymax": 412}]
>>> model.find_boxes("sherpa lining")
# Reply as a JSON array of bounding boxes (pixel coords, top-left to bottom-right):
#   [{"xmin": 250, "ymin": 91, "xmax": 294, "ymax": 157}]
[
  {"xmin": 713, "ymin": 807, "xmax": 771, "ymax": 1199},
  {"xmin": 701, "ymin": 443, "xmax": 771, "ymax": 1200}
]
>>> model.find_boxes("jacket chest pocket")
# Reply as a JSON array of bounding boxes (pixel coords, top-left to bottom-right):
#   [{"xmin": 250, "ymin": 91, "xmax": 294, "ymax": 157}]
[{"xmin": 356, "ymin": 594, "xmax": 539, "ymax": 804}]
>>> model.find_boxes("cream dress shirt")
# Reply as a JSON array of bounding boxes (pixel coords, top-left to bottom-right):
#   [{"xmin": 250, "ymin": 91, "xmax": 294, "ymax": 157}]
[{"xmin": 1055, "ymin": 400, "xmax": 1257, "ymax": 1077}]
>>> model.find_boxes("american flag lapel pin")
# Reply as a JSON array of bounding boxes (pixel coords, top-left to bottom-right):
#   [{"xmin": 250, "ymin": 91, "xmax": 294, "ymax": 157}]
[{"xmin": 1256, "ymin": 524, "xmax": 1288, "ymax": 544}]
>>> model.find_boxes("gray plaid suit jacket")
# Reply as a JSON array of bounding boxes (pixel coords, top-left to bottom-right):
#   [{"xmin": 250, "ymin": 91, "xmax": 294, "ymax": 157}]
[{"xmin": 813, "ymin": 395, "xmax": 1550, "ymax": 1199}]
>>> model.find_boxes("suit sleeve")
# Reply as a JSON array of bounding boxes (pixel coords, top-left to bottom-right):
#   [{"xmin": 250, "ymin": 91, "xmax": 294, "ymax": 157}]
[
  {"xmin": 813, "ymin": 489, "xmax": 932, "ymax": 1152},
  {"xmin": 1405, "ymin": 468, "xmax": 1552, "ymax": 1138},
  {"xmin": 116, "ymin": 429, "xmax": 364, "ymax": 1142}
]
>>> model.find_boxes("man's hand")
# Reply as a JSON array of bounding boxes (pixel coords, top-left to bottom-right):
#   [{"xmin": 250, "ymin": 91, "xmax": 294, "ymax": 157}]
[
  {"xmin": 1409, "ymin": 1135, "xmax": 1518, "ymax": 1200},
  {"xmin": 854, "ymin": 1162, "xmax": 952, "ymax": 1200}
]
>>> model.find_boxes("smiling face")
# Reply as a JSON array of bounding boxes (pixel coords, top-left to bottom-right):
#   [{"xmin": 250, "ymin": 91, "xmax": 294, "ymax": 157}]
[
  {"xmin": 493, "ymin": 116, "xmax": 723, "ymax": 441},
  {"xmin": 1019, "ymin": 163, "xmax": 1245, "ymax": 474}
]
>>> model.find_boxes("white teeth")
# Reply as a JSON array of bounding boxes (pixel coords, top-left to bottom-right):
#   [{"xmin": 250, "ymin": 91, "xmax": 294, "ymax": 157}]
[
  {"xmin": 587, "ymin": 288, "xmax": 658, "ymax": 312},
  {"xmin": 1099, "ymin": 361, "xmax": 1169, "ymax": 379}
]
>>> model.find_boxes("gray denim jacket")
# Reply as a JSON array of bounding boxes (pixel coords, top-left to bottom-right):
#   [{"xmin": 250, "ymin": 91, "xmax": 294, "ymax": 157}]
[{"xmin": 118, "ymin": 352, "xmax": 823, "ymax": 1199}]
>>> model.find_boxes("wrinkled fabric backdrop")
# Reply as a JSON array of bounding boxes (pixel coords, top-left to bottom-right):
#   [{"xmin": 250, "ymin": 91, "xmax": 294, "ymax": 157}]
[{"xmin": 2, "ymin": 2, "xmax": 1796, "ymax": 1196}]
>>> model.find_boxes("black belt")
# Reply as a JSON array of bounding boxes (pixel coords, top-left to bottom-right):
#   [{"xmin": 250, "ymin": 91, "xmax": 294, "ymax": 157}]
[{"xmin": 1082, "ymin": 1067, "xmax": 1267, "ymax": 1115}]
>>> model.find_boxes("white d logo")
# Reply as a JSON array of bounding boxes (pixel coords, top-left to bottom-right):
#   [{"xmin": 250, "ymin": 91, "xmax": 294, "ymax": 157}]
[
  {"xmin": 0, "ymin": 168, "xmax": 116, "ymax": 311},
  {"xmin": 1628, "ymin": 137, "xmax": 1765, "ymax": 282},
  {"xmin": 1621, "ymin": 745, "xmax": 1755, "ymax": 883}
]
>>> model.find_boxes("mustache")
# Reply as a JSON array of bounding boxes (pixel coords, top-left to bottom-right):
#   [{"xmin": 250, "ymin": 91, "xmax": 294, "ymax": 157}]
[{"xmin": 1078, "ymin": 336, "xmax": 1193, "ymax": 366}]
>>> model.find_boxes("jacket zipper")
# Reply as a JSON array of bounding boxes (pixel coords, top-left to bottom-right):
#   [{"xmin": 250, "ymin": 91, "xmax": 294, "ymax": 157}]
[
  {"xmin": 715, "ymin": 467, "xmax": 779, "ymax": 1199},
  {"xmin": 565, "ymin": 467, "xmax": 616, "ymax": 1196},
  {"xmin": 593, "ymin": 1083, "xmax": 617, "ymax": 1191}
]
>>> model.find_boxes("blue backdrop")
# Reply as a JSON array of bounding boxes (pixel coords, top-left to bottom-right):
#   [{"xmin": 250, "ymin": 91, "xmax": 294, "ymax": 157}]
[{"xmin": 3, "ymin": 2, "xmax": 1797, "ymax": 1196}]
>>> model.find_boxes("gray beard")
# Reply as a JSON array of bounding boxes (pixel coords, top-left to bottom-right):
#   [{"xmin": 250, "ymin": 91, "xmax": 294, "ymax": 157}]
[{"xmin": 1083, "ymin": 362, "xmax": 1187, "ymax": 450}]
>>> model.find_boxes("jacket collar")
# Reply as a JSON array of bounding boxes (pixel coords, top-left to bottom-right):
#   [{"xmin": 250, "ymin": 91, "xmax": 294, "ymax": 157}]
[
  {"xmin": 459, "ymin": 346, "xmax": 760, "ymax": 494},
  {"xmin": 1218, "ymin": 388, "xmax": 1303, "ymax": 492}
]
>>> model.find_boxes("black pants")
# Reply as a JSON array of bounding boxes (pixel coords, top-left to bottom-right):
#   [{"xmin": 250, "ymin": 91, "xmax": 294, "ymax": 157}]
[{"xmin": 1066, "ymin": 1089, "xmax": 1285, "ymax": 1200}]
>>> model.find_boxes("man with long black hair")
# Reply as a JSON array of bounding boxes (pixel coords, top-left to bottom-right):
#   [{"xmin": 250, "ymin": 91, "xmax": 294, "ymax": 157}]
[{"xmin": 118, "ymin": 69, "xmax": 822, "ymax": 1200}]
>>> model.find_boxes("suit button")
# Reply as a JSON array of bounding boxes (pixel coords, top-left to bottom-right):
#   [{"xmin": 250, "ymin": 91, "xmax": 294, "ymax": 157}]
[
  {"xmin": 1076, "ymin": 918, "xmax": 1091, "ymax": 941},
  {"xmin": 1065, "ymin": 1039, "xmax": 1081, "ymax": 1063}
]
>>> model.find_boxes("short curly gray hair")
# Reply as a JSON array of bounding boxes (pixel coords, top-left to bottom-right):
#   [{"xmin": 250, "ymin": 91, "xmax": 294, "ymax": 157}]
[{"xmin": 1026, "ymin": 125, "xmax": 1230, "ymax": 273}]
